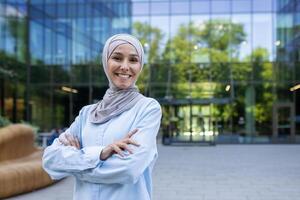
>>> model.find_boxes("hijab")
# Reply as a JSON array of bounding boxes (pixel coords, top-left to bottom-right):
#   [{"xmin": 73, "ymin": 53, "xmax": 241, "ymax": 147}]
[{"xmin": 89, "ymin": 34, "xmax": 144, "ymax": 124}]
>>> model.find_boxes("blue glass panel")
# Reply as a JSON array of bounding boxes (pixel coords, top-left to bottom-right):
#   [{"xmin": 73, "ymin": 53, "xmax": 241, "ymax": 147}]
[
  {"xmin": 57, "ymin": 3, "xmax": 67, "ymax": 18},
  {"xmin": 253, "ymin": 14, "xmax": 273, "ymax": 61},
  {"xmin": 132, "ymin": 2, "xmax": 149, "ymax": 15},
  {"xmin": 232, "ymin": 0, "xmax": 251, "ymax": 13},
  {"xmin": 18, "ymin": 3, "xmax": 27, "ymax": 17},
  {"xmin": 191, "ymin": 0, "xmax": 210, "ymax": 14},
  {"xmin": 232, "ymin": 14, "xmax": 252, "ymax": 61},
  {"xmin": 151, "ymin": 1, "xmax": 170, "ymax": 15},
  {"xmin": 30, "ymin": 21, "xmax": 44, "ymax": 63},
  {"xmin": 44, "ymin": 4, "xmax": 56, "ymax": 18},
  {"xmin": 0, "ymin": 17, "xmax": 5, "ymax": 51},
  {"xmin": 171, "ymin": 1, "xmax": 189, "ymax": 15},
  {"xmin": 211, "ymin": 0, "xmax": 231, "ymax": 14},
  {"xmin": 31, "ymin": 0, "xmax": 44, "ymax": 4},
  {"xmin": 253, "ymin": 0, "xmax": 272, "ymax": 12},
  {"xmin": 0, "ymin": 3, "xmax": 5, "ymax": 17}
]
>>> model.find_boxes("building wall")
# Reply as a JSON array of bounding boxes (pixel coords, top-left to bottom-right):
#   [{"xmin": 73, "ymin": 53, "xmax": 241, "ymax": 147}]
[{"xmin": 0, "ymin": 0, "xmax": 299, "ymax": 143}]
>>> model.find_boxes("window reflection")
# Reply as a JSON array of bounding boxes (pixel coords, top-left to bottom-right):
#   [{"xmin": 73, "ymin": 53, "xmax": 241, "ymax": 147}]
[
  {"xmin": 232, "ymin": 14, "xmax": 252, "ymax": 61},
  {"xmin": 232, "ymin": 0, "xmax": 251, "ymax": 13},
  {"xmin": 253, "ymin": 0, "xmax": 273, "ymax": 12},
  {"xmin": 191, "ymin": 0, "xmax": 210, "ymax": 14},
  {"xmin": 171, "ymin": 1, "xmax": 189, "ymax": 15},
  {"xmin": 151, "ymin": 1, "xmax": 169, "ymax": 15},
  {"xmin": 132, "ymin": 2, "xmax": 149, "ymax": 16},
  {"xmin": 253, "ymin": 14, "xmax": 273, "ymax": 61},
  {"xmin": 211, "ymin": 0, "xmax": 231, "ymax": 14}
]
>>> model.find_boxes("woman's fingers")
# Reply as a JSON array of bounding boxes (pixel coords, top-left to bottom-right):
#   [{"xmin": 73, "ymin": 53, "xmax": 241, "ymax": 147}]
[
  {"xmin": 65, "ymin": 134, "xmax": 76, "ymax": 147},
  {"xmin": 74, "ymin": 136, "xmax": 81, "ymax": 149},
  {"xmin": 111, "ymin": 144, "xmax": 124, "ymax": 157},
  {"xmin": 126, "ymin": 128, "xmax": 139, "ymax": 138},
  {"xmin": 125, "ymin": 138, "xmax": 140, "ymax": 147},
  {"xmin": 58, "ymin": 134, "xmax": 69, "ymax": 146},
  {"xmin": 59, "ymin": 134, "xmax": 80, "ymax": 149},
  {"xmin": 118, "ymin": 142, "xmax": 133, "ymax": 154}
]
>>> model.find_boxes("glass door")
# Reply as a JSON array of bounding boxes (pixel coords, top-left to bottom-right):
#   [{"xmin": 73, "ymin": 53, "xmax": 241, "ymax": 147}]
[
  {"xmin": 162, "ymin": 104, "xmax": 217, "ymax": 144},
  {"xmin": 272, "ymin": 103, "xmax": 295, "ymax": 142}
]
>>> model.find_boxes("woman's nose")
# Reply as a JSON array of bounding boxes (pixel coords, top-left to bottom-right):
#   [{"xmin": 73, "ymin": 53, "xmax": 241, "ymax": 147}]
[{"xmin": 120, "ymin": 60, "xmax": 129, "ymax": 71}]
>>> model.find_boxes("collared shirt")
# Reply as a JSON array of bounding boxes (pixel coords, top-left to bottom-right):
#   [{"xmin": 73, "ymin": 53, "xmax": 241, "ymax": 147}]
[{"xmin": 42, "ymin": 97, "xmax": 161, "ymax": 200}]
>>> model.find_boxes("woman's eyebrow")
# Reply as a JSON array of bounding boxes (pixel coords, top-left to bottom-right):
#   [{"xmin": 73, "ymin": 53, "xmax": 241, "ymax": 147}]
[
  {"xmin": 130, "ymin": 54, "xmax": 139, "ymax": 57},
  {"xmin": 111, "ymin": 52, "xmax": 122, "ymax": 56},
  {"xmin": 112, "ymin": 51, "xmax": 138, "ymax": 57}
]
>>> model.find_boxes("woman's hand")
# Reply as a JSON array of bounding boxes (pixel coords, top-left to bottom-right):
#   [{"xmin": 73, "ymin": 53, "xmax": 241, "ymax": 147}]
[
  {"xmin": 100, "ymin": 129, "xmax": 140, "ymax": 161},
  {"xmin": 58, "ymin": 133, "xmax": 81, "ymax": 149}
]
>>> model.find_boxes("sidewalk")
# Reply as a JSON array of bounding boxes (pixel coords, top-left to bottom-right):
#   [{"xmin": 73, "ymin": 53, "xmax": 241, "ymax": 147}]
[{"xmin": 6, "ymin": 144, "xmax": 300, "ymax": 200}]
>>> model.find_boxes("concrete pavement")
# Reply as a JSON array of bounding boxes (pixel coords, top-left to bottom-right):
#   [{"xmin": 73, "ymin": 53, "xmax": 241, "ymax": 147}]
[{"xmin": 5, "ymin": 144, "xmax": 300, "ymax": 200}]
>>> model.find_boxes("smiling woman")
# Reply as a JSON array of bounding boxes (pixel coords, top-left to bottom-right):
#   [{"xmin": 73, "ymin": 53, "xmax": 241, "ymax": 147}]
[
  {"xmin": 107, "ymin": 43, "xmax": 142, "ymax": 90},
  {"xmin": 42, "ymin": 34, "xmax": 162, "ymax": 200}
]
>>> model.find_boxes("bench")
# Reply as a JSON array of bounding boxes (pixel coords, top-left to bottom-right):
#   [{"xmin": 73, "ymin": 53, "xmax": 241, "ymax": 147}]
[{"xmin": 0, "ymin": 124, "xmax": 55, "ymax": 198}]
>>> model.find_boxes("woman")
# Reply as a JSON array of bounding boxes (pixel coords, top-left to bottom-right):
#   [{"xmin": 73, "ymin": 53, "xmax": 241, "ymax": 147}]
[{"xmin": 42, "ymin": 34, "xmax": 162, "ymax": 200}]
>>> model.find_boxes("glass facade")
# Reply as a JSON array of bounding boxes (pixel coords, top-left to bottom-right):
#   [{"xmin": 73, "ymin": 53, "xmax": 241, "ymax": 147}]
[{"xmin": 0, "ymin": 0, "xmax": 299, "ymax": 143}]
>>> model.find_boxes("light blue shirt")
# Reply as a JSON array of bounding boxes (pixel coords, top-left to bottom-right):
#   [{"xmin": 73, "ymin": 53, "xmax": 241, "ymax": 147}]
[{"xmin": 42, "ymin": 97, "xmax": 161, "ymax": 200}]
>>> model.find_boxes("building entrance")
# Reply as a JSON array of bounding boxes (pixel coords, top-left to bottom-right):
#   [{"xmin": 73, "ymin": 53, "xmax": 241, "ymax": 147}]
[
  {"xmin": 161, "ymin": 98, "xmax": 230, "ymax": 145},
  {"xmin": 272, "ymin": 103, "xmax": 295, "ymax": 142}
]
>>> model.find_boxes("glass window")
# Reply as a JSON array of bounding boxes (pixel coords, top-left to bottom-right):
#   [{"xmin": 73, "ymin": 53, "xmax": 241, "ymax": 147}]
[
  {"xmin": 232, "ymin": 14, "xmax": 251, "ymax": 61},
  {"xmin": 17, "ymin": 3, "xmax": 27, "ymax": 17},
  {"xmin": 253, "ymin": 14, "xmax": 273, "ymax": 61},
  {"xmin": 232, "ymin": 63, "xmax": 252, "ymax": 82},
  {"xmin": 44, "ymin": 28, "xmax": 52, "ymax": 64},
  {"xmin": 191, "ymin": 15, "xmax": 210, "ymax": 63},
  {"xmin": 211, "ymin": 0, "xmax": 231, "ymax": 14},
  {"xmin": 151, "ymin": 16, "xmax": 170, "ymax": 55},
  {"xmin": 52, "ymin": 87, "xmax": 69, "ymax": 128},
  {"xmin": 0, "ymin": 17, "xmax": 5, "ymax": 51},
  {"xmin": 170, "ymin": 15, "xmax": 189, "ymax": 37},
  {"xmin": 53, "ymin": 65, "xmax": 70, "ymax": 84},
  {"xmin": 253, "ymin": 84, "xmax": 273, "ymax": 137},
  {"xmin": 151, "ymin": 1, "xmax": 169, "ymax": 15},
  {"xmin": 71, "ymin": 64, "xmax": 90, "ymax": 84},
  {"xmin": 191, "ymin": 0, "xmax": 210, "ymax": 14},
  {"xmin": 171, "ymin": 15, "xmax": 190, "ymax": 63},
  {"xmin": 171, "ymin": 1, "xmax": 189, "ymax": 15},
  {"xmin": 92, "ymin": 17, "xmax": 102, "ymax": 43},
  {"xmin": 276, "ymin": 82, "xmax": 293, "ymax": 102},
  {"xmin": 132, "ymin": 2, "xmax": 149, "ymax": 15},
  {"xmin": 210, "ymin": 62, "xmax": 231, "ymax": 82},
  {"xmin": 5, "ymin": 18, "xmax": 17, "ymax": 55},
  {"xmin": 132, "ymin": 16, "xmax": 151, "ymax": 62},
  {"xmin": 232, "ymin": 0, "xmax": 251, "ymax": 13},
  {"xmin": 0, "ymin": 3, "xmax": 5, "ymax": 17},
  {"xmin": 31, "ymin": 65, "xmax": 50, "ymax": 84},
  {"xmin": 92, "ymin": 65, "xmax": 107, "ymax": 86},
  {"xmin": 57, "ymin": 3, "xmax": 67, "ymax": 18},
  {"xmin": 274, "ymin": 62, "xmax": 294, "ymax": 85},
  {"xmin": 295, "ymin": 62, "xmax": 300, "ymax": 81},
  {"xmin": 253, "ymin": 0, "xmax": 273, "ymax": 12},
  {"xmin": 31, "ymin": 84, "xmax": 52, "ymax": 131},
  {"xmin": 210, "ymin": 15, "xmax": 231, "ymax": 62}
]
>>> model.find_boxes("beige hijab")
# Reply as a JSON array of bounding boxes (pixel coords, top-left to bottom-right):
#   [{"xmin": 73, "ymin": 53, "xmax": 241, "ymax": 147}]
[{"xmin": 89, "ymin": 34, "xmax": 144, "ymax": 124}]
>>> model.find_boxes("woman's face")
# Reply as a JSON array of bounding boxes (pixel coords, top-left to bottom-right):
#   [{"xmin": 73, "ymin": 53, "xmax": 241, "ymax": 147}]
[{"xmin": 107, "ymin": 43, "xmax": 141, "ymax": 89}]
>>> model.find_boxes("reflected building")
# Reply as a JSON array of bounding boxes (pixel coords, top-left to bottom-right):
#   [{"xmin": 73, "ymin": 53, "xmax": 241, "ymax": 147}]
[{"xmin": 0, "ymin": 0, "xmax": 299, "ymax": 144}]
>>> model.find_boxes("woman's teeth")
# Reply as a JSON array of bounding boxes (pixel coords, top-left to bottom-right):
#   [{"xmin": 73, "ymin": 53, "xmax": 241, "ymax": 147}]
[{"xmin": 116, "ymin": 73, "xmax": 130, "ymax": 78}]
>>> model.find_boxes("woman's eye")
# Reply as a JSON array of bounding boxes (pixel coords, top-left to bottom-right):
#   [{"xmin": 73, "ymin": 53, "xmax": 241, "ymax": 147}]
[
  {"xmin": 112, "ymin": 56, "xmax": 121, "ymax": 61},
  {"xmin": 130, "ymin": 58, "xmax": 138, "ymax": 62}
]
